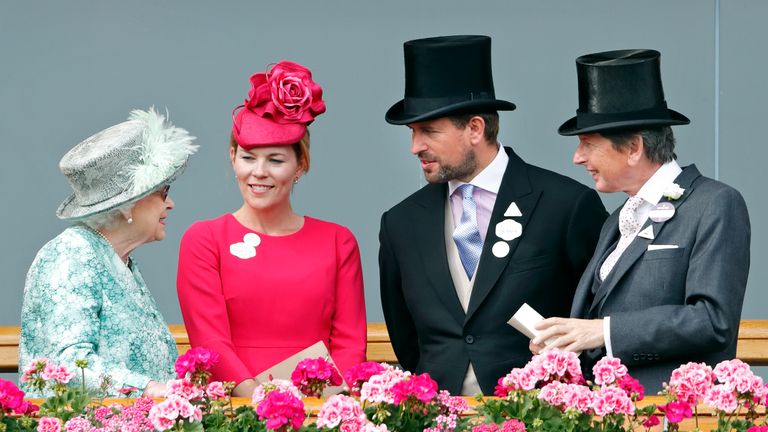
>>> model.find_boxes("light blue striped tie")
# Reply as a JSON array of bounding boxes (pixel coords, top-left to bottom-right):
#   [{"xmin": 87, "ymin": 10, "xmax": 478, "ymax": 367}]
[{"xmin": 453, "ymin": 184, "xmax": 483, "ymax": 279}]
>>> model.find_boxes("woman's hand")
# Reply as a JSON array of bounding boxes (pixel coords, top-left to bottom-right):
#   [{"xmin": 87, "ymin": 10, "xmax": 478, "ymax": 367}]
[
  {"xmin": 232, "ymin": 378, "xmax": 260, "ymax": 398},
  {"xmin": 142, "ymin": 380, "xmax": 167, "ymax": 398}
]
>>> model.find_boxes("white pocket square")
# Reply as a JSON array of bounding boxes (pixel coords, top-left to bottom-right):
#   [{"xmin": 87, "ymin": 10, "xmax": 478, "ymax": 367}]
[{"xmin": 647, "ymin": 244, "xmax": 679, "ymax": 251}]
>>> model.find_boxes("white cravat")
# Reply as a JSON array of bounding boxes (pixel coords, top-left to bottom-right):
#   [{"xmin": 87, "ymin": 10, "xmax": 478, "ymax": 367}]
[{"xmin": 599, "ymin": 195, "xmax": 645, "ymax": 281}]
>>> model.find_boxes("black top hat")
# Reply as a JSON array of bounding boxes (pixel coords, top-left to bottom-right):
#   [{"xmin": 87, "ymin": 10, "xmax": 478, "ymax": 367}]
[
  {"xmin": 385, "ymin": 35, "xmax": 516, "ymax": 125},
  {"xmin": 558, "ymin": 49, "xmax": 689, "ymax": 136}
]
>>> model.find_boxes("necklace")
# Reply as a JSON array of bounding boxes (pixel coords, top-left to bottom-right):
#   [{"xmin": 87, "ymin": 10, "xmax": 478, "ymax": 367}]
[{"xmin": 88, "ymin": 226, "xmax": 131, "ymax": 265}]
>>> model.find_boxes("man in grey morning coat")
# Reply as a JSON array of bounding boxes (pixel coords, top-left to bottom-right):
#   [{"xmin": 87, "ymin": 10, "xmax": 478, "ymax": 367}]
[{"xmin": 532, "ymin": 49, "xmax": 751, "ymax": 393}]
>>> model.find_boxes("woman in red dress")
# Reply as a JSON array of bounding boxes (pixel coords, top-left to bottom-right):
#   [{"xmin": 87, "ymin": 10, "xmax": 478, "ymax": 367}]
[{"xmin": 177, "ymin": 61, "xmax": 366, "ymax": 397}]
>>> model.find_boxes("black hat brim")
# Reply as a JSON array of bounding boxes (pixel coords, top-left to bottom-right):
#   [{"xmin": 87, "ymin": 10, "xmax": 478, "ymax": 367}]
[
  {"xmin": 385, "ymin": 99, "xmax": 516, "ymax": 125},
  {"xmin": 557, "ymin": 109, "xmax": 690, "ymax": 136}
]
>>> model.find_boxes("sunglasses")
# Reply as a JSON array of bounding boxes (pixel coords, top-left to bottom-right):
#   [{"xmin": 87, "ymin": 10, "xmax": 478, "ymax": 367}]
[{"xmin": 158, "ymin": 185, "xmax": 171, "ymax": 202}]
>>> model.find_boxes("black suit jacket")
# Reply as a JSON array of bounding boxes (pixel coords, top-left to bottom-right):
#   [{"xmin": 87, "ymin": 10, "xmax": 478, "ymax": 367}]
[{"xmin": 379, "ymin": 147, "xmax": 607, "ymax": 394}]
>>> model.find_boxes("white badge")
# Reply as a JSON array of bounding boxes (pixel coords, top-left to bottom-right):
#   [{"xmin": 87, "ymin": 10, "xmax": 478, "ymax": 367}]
[
  {"xmin": 243, "ymin": 233, "xmax": 261, "ymax": 247},
  {"xmin": 495, "ymin": 219, "xmax": 522, "ymax": 241},
  {"xmin": 637, "ymin": 225, "xmax": 655, "ymax": 240},
  {"xmin": 504, "ymin": 202, "xmax": 522, "ymax": 217},
  {"xmin": 649, "ymin": 202, "xmax": 675, "ymax": 223},
  {"xmin": 229, "ymin": 242, "xmax": 256, "ymax": 259},
  {"xmin": 492, "ymin": 241, "xmax": 510, "ymax": 258}
]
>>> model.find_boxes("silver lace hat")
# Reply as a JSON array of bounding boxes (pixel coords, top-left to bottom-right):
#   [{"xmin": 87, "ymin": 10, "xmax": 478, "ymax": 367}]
[{"xmin": 56, "ymin": 108, "xmax": 198, "ymax": 221}]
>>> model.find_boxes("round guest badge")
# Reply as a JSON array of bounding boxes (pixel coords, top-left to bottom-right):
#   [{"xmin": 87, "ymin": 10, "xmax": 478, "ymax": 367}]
[
  {"xmin": 495, "ymin": 219, "xmax": 522, "ymax": 241},
  {"xmin": 649, "ymin": 202, "xmax": 675, "ymax": 222},
  {"xmin": 243, "ymin": 233, "xmax": 261, "ymax": 247},
  {"xmin": 492, "ymin": 241, "xmax": 510, "ymax": 258}
]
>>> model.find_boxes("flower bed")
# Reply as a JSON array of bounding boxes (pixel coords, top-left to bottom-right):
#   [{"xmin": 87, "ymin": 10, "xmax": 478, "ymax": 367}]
[{"xmin": 2, "ymin": 349, "xmax": 767, "ymax": 431}]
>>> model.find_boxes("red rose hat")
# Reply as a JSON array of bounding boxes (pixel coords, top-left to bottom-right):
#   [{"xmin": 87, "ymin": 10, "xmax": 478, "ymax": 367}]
[{"xmin": 232, "ymin": 61, "xmax": 326, "ymax": 148}]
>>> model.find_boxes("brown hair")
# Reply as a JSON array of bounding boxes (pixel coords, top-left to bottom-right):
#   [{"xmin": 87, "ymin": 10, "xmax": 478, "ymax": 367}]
[
  {"xmin": 229, "ymin": 130, "xmax": 311, "ymax": 172},
  {"xmin": 447, "ymin": 112, "xmax": 500, "ymax": 143}
]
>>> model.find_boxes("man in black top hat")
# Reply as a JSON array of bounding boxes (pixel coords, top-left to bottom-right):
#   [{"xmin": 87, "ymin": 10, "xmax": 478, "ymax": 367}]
[
  {"xmin": 379, "ymin": 35, "xmax": 608, "ymax": 395},
  {"xmin": 531, "ymin": 49, "xmax": 750, "ymax": 392}
]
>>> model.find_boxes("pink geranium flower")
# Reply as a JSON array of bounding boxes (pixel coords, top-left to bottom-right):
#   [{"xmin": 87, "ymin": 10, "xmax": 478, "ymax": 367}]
[
  {"xmin": 591, "ymin": 386, "xmax": 635, "ymax": 416},
  {"xmin": 344, "ymin": 362, "xmax": 387, "ymax": 396},
  {"xmin": 252, "ymin": 379, "xmax": 302, "ymax": 408},
  {"xmin": 704, "ymin": 384, "xmax": 739, "ymax": 413},
  {"xmin": 290, "ymin": 357, "xmax": 343, "ymax": 398},
  {"xmin": 658, "ymin": 400, "xmax": 693, "ymax": 424},
  {"xmin": 0, "ymin": 378, "xmax": 25, "ymax": 414},
  {"xmin": 37, "ymin": 417, "xmax": 62, "ymax": 432},
  {"xmin": 174, "ymin": 347, "xmax": 220, "ymax": 380},
  {"xmin": 668, "ymin": 362, "xmax": 715, "ymax": 404},
  {"xmin": 592, "ymin": 357, "xmax": 628, "ymax": 386},
  {"xmin": 391, "ymin": 373, "xmax": 438, "ymax": 405},
  {"xmin": 471, "ymin": 420, "xmax": 527, "ymax": 432},
  {"xmin": 360, "ymin": 366, "xmax": 410, "ymax": 404},
  {"xmin": 255, "ymin": 389, "xmax": 305, "ymax": 431},
  {"xmin": 41, "ymin": 363, "xmax": 75, "ymax": 384},
  {"xmin": 206, "ymin": 381, "xmax": 227, "ymax": 400},
  {"xmin": 164, "ymin": 378, "xmax": 203, "ymax": 400},
  {"xmin": 148, "ymin": 395, "xmax": 202, "ymax": 431},
  {"xmin": 617, "ymin": 375, "xmax": 644, "ymax": 400},
  {"xmin": 316, "ymin": 394, "xmax": 367, "ymax": 431}
]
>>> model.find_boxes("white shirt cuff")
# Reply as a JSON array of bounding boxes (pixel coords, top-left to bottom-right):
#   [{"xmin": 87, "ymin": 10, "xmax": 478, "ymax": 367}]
[{"xmin": 603, "ymin": 316, "xmax": 613, "ymax": 357}]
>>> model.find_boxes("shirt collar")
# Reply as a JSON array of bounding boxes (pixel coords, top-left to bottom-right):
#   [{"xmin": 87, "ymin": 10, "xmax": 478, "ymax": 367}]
[
  {"xmin": 635, "ymin": 159, "xmax": 683, "ymax": 205},
  {"xmin": 448, "ymin": 145, "xmax": 508, "ymax": 196}
]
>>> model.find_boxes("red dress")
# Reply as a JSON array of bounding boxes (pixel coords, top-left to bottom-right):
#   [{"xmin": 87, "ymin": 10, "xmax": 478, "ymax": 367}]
[{"xmin": 177, "ymin": 214, "xmax": 367, "ymax": 385}]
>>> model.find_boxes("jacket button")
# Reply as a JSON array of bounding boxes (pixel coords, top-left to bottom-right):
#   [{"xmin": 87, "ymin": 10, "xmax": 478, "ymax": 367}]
[
  {"xmin": 465, "ymin": 335, "xmax": 475, "ymax": 344},
  {"xmin": 633, "ymin": 354, "xmax": 640, "ymax": 361}
]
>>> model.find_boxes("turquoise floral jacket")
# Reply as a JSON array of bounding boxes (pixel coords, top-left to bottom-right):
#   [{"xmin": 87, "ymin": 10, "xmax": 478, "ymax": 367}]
[{"xmin": 19, "ymin": 225, "xmax": 177, "ymax": 396}]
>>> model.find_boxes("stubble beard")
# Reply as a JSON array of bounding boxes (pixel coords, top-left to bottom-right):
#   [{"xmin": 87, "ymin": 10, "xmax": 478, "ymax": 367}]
[{"xmin": 424, "ymin": 147, "xmax": 478, "ymax": 184}]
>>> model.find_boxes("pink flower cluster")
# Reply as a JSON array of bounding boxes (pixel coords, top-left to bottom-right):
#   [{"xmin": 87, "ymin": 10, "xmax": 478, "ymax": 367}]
[
  {"xmin": 592, "ymin": 357, "xmax": 628, "ymax": 386},
  {"xmin": 316, "ymin": 394, "xmax": 367, "ymax": 431},
  {"xmin": 360, "ymin": 365, "xmax": 410, "ymax": 404},
  {"xmin": 290, "ymin": 357, "xmax": 343, "ymax": 398},
  {"xmin": 391, "ymin": 373, "xmax": 439, "ymax": 405},
  {"xmin": 422, "ymin": 391, "xmax": 469, "ymax": 432},
  {"xmin": 1, "ymin": 378, "xmax": 36, "ymax": 415},
  {"xmin": 21, "ymin": 358, "xmax": 76, "ymax": 393},
  {"xmin": 658, "ymin": 400, "xmax": 693, "ymax": 423},
  {"xmin": 668, "ymin": 362, "xmax": 715, "ymax": 404},
  {"xmin": 38, "ymin": 416, "xmax": 63, "ymax": 432},
  {"xmin": 713, "ymin": 359, "xmax": 766, "ymax": 396},
  {"xmin": 164, "ymin": 378, "xmax": 203, "ymax": 400},
  {"xmin": 495, "ymin": 350, "xmax": 583, "ymax": 396},
  {"xmin": 255, "ymin": 389, "xmax": 306, "ymax": 431},
  {"xmin": 471, "ymin": 419, "xmax": 527, "ymax": 432},
  {"xmin": 64, "ymin": 398, "xmax": 156, "ymax": 432},
  {"xmin": 252, "ymin": 379, "xmax": 302, "ymax": 408},
  {"xmin": 748, "ymin": 426, "xmax": 768, "ymax": 432},
  {"xmin": 174, "ymin": 347, "xmax": 219, "ymax": 379},
  {"xmin": 148, "ymin": 395, "xmax": 202, "ymax": 431},
  {"xmin": 344, "ymin": 361, "xmax": 387, "ymax": 396}
]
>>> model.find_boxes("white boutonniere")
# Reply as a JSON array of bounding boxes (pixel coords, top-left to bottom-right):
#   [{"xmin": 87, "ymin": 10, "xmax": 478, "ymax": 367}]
[{"xmin": 663, "ymin": 183, "xmax": 685, "ymax": 200}]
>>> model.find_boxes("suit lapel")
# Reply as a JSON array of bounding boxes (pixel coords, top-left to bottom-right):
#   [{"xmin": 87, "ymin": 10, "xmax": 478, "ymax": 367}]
[
  {"xmin": 570, "ymin": 211, "xmax": 620, "ymax": 317},
  {"xmin": 413, "ymin": 183, "xmax": 467, "ymax": 326},
  {"xmin": 465, "ymin": 148, "xmax": 541, "ymax": 322},
  {"xmin": 589, "ymin": 165, "xmax": 702, "ymax": 315}
]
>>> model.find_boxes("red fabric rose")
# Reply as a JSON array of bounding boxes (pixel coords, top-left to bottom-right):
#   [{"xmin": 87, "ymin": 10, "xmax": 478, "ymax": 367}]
[{"xmin": 245, "ymin": 61, "xmax": 326, "ymax": 125}]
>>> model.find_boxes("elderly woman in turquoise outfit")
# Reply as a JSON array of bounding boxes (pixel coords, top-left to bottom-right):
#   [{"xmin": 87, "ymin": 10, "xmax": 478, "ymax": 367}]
[{"xmin": 19, "ymin": 108, "xmax": 197, "ymax": 397}]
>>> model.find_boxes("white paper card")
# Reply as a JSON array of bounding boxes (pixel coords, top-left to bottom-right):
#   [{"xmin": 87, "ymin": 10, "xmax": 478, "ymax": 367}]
[{"xmin": 507, "ymin": 303, "xmax": 545, "ymax": 339}]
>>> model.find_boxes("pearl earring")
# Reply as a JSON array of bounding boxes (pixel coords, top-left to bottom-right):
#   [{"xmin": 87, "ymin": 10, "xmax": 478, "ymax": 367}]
[
  {"xmin": 294, "ymin": 178, "xmax": 299, "ymax": 185},
  {"xmin": 127, "ymin": 216, "xmax": 133, "ymax": 224}
]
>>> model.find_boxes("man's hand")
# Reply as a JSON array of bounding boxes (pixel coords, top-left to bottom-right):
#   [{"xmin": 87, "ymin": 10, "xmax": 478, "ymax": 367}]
[{"xmin": 531, "ymin": 317, "xmax": 605, "ymax": 353}]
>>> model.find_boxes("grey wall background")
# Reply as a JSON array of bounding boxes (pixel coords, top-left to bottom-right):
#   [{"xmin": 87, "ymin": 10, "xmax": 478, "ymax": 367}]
[{"xmin": 1, "ymin": 1, "xmax": 765, "ymax": 378}]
